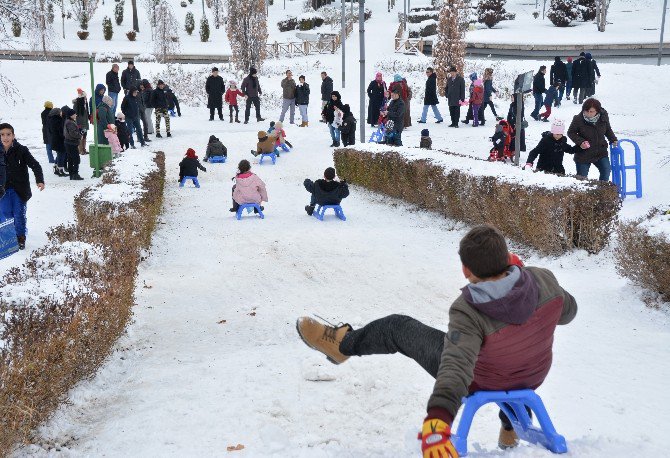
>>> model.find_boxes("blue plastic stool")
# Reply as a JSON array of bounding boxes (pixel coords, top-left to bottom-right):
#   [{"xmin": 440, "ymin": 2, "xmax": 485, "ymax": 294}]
[
  {"xmin": 313, "ymin": 205, "xmax": 346, "ymax": 221},
  {"xmin": 179, "ymin": 176, "xmax": 200, "ymax": 188},
  {"xmin": 169, "ymin": 109, "xmax": 177, "ymax": 117},
  {"xmin": 277, "ymin": 143, "xmax": 291, "ymax": 153},
  {"xmin": 452, "ymin": 390, "xmax": 567, "ymax": 456},
  {"xmin": 208, "ymin": 155, "xmax": 226, "ymax": 163},
  {"xmin": 259, "ymin": 152, "xmax": 277, "ymax": 165},
  {"xmin": 236, "ymin": 203, "xmax": 264, "ymax": 220},
  {"xmin": 610, "ymin": 139, "xmax": 642, "ymax": 199},
  {"xmin": 368, "ymin": 123, "xmax": 386, "ymax": 143}
]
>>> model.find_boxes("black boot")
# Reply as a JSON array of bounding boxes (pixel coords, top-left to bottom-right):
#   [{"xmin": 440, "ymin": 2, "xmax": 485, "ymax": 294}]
[
  {"xmin": 230, "ymin": 114, "xmax": 233, "ymax": 123},
  {"xmin": 305, "ymin": 205, "xmax": 315, "ymax": 216}
]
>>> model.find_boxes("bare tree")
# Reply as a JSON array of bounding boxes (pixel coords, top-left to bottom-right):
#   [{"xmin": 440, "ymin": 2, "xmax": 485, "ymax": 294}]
[
  {"xmin": 153, "ymin": 1, "xmax": 180, "ymax": 63},
  {"xmin": 595, "ymin": 0, "xmax": 610, "ymax": 32},
  {"xmin": 226, "ymin": 0, "xmax": 268, "ymax": 72},
  {"xmin": 70, "ymin": 0, "xmax": 99, "ymax": 30},
  {"xmin": 0, "ymin": 0, "xmax": 23, "ymax": 103},
  {"xmin": 26, "ymin": 0, "xmax": 58, "ymax": 56},
  {"xmin": 433, "ymin": 0, "xmax": 468, "ymax": 93}
]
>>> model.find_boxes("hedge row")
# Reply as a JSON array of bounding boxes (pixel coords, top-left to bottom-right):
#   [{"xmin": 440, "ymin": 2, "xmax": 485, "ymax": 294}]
[
  {"xmin": 333, "ymin": 147, "xmax": 621, "ymax": 255},
  {"xmin": 616, "ymin": 209, "xmax": 670, "ymax": 303},
  {"xmin": 0, "ymin": 152, "xmax": 165, "ymax": 455}
]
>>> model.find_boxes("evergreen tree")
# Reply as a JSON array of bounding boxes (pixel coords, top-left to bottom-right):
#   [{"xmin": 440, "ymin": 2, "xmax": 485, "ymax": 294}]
[
  {"xmin": 547, "ymin": 0, "xmax": 579, "ymax": 27},
  {"xmin": 476, "ymin": 0, "xmax": 515, "ymax": 28},
  {"xmin": 103, "ymin": 15, "xmax": 113, "ymax": 40},
  {"xmin": 433, "ymin": 0, "xmax": 468, "ymax": 93},
  {"xmin": 115, "ymin": 0, "xmax": 125, "ymax": 26},
  {"xmin": 199, "ymin": 16, "xmax": 210, "ymax": 42},
  {"xmin": 185, "ymin": 11, "xmax": 195, "ymax": 35},
  {"xmin": 577, "ymin": 0, "xmax": 596, "ymax": 21},
  {"xmin": 226, "ymin": 0, "xmax": 268, "ymax": 71}
]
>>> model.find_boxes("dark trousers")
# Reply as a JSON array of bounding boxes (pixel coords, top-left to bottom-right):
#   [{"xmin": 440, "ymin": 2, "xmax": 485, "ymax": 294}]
[
  {"xmin": 210, "ymin": 106, "xmax": 223, "ymax": 120},
  {"xmin": 465, "ymin": 102, "xmax": 485, "ymax": 124},
  {"xmin": 481, "ymin": 100, "xmax": 498, "ymax": 118},
  {"xmin": 229, "ymin": 105, "xmax": 239, "ymax": 119},
  {"xmin": 448, "ymin": 105, "xmax": 460, "ymax": 126},
  {"xmin": 245, "ymin": 96, "xmax": 262, "ymax": 122},
  {"xmin": 65, "ymin": 143, "xmax": 80, "ymax": 177},
  {"xmin": 126, "ymin": 117, "xmax": 144, "ymax": 146},
  {"xmin": 140, "ymin": 111, "xmax": 149, "ymax": 138},
  {"xmin": 55, "ymin": 148, "xmax": 66, "ymax": 168},
  {"xmin": 340, "ymin": 314, "xmax": 523, "ymax": 430}
]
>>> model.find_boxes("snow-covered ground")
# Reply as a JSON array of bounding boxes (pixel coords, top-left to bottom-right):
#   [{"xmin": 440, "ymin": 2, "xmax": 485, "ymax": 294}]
[{"xmin": 3, "ymin": 0, "xmax": 670, "ymax": 455}]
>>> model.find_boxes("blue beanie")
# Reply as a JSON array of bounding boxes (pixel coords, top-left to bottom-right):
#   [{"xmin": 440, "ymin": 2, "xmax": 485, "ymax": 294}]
[
  {"xmin": 469, "ymin": 72, "xmax": 478, "ymax": 81},
  {"xmin": 421, "ymin": 129, "xmax": 429, "ymax": 137},
  {"xmin": 394, "ymin": 74, "xmax": 402, "ymax": 82}
]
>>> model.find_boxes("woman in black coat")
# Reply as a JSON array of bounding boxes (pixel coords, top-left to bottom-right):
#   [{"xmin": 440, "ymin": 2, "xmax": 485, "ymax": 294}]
[
  {"xmin": 507, "ymin": 95, "xmax": 526, "ymax": 153},
  {"xmin": 366, "ymin": 73, "xmax": 387, "ymax": 127},
  {"xmin": 47, "ymin": 107, "xmax": 66, "ymax": 176},
  {"xmin": 41, "ymin": 102, "xmax": 55, "ymax": 164}
]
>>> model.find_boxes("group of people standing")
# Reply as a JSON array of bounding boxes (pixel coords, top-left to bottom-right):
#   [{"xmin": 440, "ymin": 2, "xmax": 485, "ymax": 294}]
[{"xmin": 205, "ymin": 67, "xmax": 265, "ymax": 124}]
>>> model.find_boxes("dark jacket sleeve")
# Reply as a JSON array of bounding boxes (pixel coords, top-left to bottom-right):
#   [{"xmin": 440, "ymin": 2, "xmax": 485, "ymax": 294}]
[
  {"xmin": 0, "ymin": 152, "xmax": 6, "ymax": 188},
  {"xmin": 205, "ymin": 77, "xmax": 211, "ymax": 94},
  {"xmin": 593, "ymin": 61, "xmax": 601, "ymax": 77},
  {"xmin": 25, "ymin": 148, "xmax": 44, "ymax": 185},
  {"xmin": 338, "ymin": 182, "xmax": 349, "ymax": 199},
  {"xmin": 366, "ymin": 81, "xmax": 374, "ymax": 97},
  {"xmin": 121, "ymin": 70, "xmax": 128, "ymax": 90},
  {"xmin": 567, "ymin": 115, "xmax": 586, "ymax": 146},
  {"xmin": 197, "ymin": 160, "xmax": 206, "ymax": 172},
  {"xmin": 604, "ymin": 116, "xmax": 617, "ymax": 143},
  {"xmin": 303, "ymin": 178, "xmax": 314, "ymax": 193},
  {"xmin": 427, "ymin": 303, "xmax": 484, "ymax": 424},
  {"xmin": 526, "ymin": 136, "xmax": 546, "ymax": 165},
  {"xmin": 458, "ymin": 78, "xmax": 465, "ymax": 102}
]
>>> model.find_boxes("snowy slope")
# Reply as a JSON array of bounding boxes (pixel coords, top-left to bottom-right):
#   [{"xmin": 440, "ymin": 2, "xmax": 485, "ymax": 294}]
[{"xmin": 3, "ymin": 0, "xmax": 670, "ymax": 455}]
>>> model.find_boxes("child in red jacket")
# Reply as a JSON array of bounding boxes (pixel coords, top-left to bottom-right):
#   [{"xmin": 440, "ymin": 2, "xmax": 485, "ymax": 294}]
[
  {"xmin": 470, "ymin": 79, "xmax": 485, "ymax": 127},
  {"xmin": 225, "ymin": 81, "xmax": 244, "ymax": 123}
]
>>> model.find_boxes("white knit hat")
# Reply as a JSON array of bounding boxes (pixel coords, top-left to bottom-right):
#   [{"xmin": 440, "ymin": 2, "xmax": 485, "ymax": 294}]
[{"xmin": 550, "ymin": 119, "xmax": 565, "ymax": 135}]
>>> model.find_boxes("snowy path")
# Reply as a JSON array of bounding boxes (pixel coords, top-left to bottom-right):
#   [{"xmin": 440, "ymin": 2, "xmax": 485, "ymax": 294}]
[{"xmin": 16, "ymin": 106, "xmax": 670, "ymax": 457}]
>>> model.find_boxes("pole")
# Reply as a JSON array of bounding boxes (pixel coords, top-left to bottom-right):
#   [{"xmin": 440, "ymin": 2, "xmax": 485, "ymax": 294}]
[
  {"xmin": 90, "ymin": 56, "xmax": 98, "ymax": 146},
  {"xmin": 403, "ymin": 0, "xmax": 407, "ymax": 31},
  {"xmin": 513, "ymin": 92, "xmax": 522, "ymax": 166},
  {"xmin": 542, "ymin": 0, "xmax": 547, "ymax": 19},
  {"xmin": 341, "ymin": 0, "xmax": 345, "ymax": 88},
  {"xmin": 359, "ymin": 0, "xmax": 365, "ymax": 143},
  {"xmin": 202, "ymin": 0, "xmax": 205, "ymax": 16},
  {"xmin": 659, "ymin": 0, "xmax": 668, "ymax": 66}
]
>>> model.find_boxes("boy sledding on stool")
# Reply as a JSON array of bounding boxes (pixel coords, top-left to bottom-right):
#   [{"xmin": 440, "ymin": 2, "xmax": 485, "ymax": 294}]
[{"xmin": 296, "ymin": 225, "xmax": 577, "ymax": 456}]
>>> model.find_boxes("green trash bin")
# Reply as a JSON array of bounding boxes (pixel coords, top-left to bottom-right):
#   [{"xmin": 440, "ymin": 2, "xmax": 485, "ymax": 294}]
[{"xmin": 89, "ymin": 144, "xmax": 113, "ymax": 177}]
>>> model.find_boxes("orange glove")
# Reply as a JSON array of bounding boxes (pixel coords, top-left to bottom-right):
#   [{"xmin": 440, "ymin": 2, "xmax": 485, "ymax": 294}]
[
  {"xmin": 508, "ymin": 252, "xmax": 524, "ymax": 268},
  {"xmin": 418, "ymin": 418, "xmax": 459, "ymax": 458}
]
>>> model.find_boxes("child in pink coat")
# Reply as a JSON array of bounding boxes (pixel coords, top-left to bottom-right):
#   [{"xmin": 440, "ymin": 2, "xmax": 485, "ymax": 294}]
[
  {"xmin": 230, "ymin": 159, "xmax": 268, "ymax": 213},
  {"xmin": 104, "ymin": 124, "xmax": 122, "ymax": 156}
]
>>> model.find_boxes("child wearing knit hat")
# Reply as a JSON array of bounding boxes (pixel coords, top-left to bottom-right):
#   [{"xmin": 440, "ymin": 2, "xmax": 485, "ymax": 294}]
[
  {"xmin": 104, "ymin": 123, "xmax": 123, "ymax": 157},
  {"xmin": 178, "ymin": 148, "xmax": 207, "ymax": 183},
  {"xmin": 524, "ymin": 119, "xmax": 573, "ymax": 175},
  {"xmin": 420, "ymin": 128, "xmax": 432, "ymax": 150}
]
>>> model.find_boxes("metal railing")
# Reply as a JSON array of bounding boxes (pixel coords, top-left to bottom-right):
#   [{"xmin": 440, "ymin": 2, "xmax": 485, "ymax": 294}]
[{"xmin": 266, "ymin": 21, "xmax": 353, "ymax": 58}]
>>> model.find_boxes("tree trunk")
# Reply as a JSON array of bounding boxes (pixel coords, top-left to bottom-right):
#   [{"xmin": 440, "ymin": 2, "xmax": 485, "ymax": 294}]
[
  {"xmin": 596, "ymin": 0, "xmax": 609, "ymax": 32},
  {"xmin": 132, "ymin": 0, "xmax": 140, "ymax": 31}
]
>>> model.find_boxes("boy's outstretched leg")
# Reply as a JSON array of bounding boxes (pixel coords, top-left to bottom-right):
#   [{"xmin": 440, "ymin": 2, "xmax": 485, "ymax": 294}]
[{"xmin": 296, "ymin": 314, "xmax": 445, "ymax": 375}]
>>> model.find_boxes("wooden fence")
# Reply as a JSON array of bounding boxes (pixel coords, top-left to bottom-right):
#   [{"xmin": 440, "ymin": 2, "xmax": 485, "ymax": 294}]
[
  {"xmin": 266, "ymin": 21, "xmax": 354, "ymax": 58},
  {"xmin": 394, "ymin": 37, "xmax": 425, "ymax": 54}
]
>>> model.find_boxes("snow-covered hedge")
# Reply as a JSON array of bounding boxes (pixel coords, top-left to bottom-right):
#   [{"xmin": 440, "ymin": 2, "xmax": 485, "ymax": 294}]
[
  {"xmin": 134, "ymin": 53, "xmax": 157, "ymax": 62},
  {"xmin": 408, "ymin": 19, "xmax": 438, "ymax": 38},
  {"xmin": 616, "ymin": 208, "xmax": 670, "ymax": 303},
  {"xmin": 95, "ymin": 51, "xmax": 123, "ymax": 62},
  {"xmin": 407, "ymin": 10, "xmax": 439, "ymax": 24},
  {"xmin": 334, "ymin": 145, "xmax": 621, "ymax": 254},
  {"xmin": 0, "ymin": 152, "xmax": 165, "ymax": 454}
]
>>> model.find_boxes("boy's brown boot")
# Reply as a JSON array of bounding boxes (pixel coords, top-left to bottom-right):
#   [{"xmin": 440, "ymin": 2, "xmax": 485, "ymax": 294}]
[
  {"xmin": 498, "ymin": 427, "xmax": 519, "ymax": 450},
  {"xmin": 296, "ymin": 317, "xmax": 352, "ymax": 365}
]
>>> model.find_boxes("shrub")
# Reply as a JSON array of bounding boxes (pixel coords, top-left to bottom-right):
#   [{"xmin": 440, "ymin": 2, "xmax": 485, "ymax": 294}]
[
  {"xmin": 95, "ymin": 51, "xmax": 123, "ymax": 62},
  {"xmin": 408, "ymin": 11, "xmax": 439, "ymax": 23},
  {"xmin": 11, "ymin": 19, "xmax": 20, "ymax": 37},
  {"xmin": 126, "ymin": 30, "xmax": 137, "ymax": 41},
  {"xmin": 577, "ymin": 0, "xmax": 596, "ymax": 21},
  {"xmin": 199, "ymin": 16, "xmax": 210, "ymax": 42},
  {"xmin": 408, "ymin": 19, "xmax": 438, "ymax": 38},
  {"xmin": 103, "ymin": 16, "xmax": 114, "ymax": 40},
  {"xmin": 115, "ymin": 0, "xmax": 124, "ymax": 25},
  {"xmin": 188, "ymin": 0, "xmax": 193, "ymax": 3},
  {"xmin": 80, "ymin": 12, "xmax": 89, "ymax": 30},
  {"xmin": 333, "ymin": 146, "xmax": 621, "ymax": 254},
  {"xmin": 77, "ymin": 30, "xmax": 89, "ymax": 40},
  {"xmin": 185, "ymin": 11, "xmax": 195, "ymax": 35},
  {"xmin": 477, "ymin": 0, "xmax": 516, "ymax": 28},
  {"xmin": 547, "ymin": 0, "xmax": 579, "ymax": 27},
  {"xmin": 0, "ymin": 153, "xmax": 166, "ymax": 456},
  {"xmin": 278, "ymin": 16, "xmax": 298, "ymax": 32},
  {"xmin": 135, "ymin": 53, "xmax": 157, "ymax": 62},
  {"xmin": 47, "ymin": 3, "xmax": 55, "ymax": 24},
  {"xmin": 181, "ymin": 0, "xmax": 187, "ymax": 6},
  {"xmin": 616, "ymin": 209, "xmax": 670, "ymax": 303}
]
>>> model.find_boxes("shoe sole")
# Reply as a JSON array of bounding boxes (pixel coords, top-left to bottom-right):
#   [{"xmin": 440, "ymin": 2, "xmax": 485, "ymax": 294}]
[{"xmin": 295, "ymin": 319, "xmax": 342, "ymax": 365}]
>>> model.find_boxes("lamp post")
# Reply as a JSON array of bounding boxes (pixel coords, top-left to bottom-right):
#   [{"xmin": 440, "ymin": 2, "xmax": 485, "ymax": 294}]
[
  {"xmin": 341, "ymin": 0, "xmax": 345, "ymax": 88},
  {"xmin": 659, "ymin": 0, "xmax": 668, "ymax": 66},
  {"xmin": 359, "ymin": 0, "xmax": 365, "ymax": 143}
]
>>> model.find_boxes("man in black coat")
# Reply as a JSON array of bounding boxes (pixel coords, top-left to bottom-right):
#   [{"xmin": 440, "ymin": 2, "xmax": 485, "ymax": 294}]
[
  {"xmin": 585, "ymin": 52, "xmax": 601, "ymax": 98},
  {"xmin": 151, "ymin": 80, "xmax": 171, "ymax": 138},
  {"xmin": 40, "ymin": 101, "xmax": 55, "ymax": 164},
  {"xmin": 384, "ymin": 88, "xmax": 405, "ymax": 146},
  {"xmin": 106, "ymin": 64, "xmax": 121, "ymax": 113},
  {"xmin": 121, "ymin": 61, "xmax": 141, "ymax": 95},
  {"xmin": 418, "ymin": 67, "xmax": 443, "ymax": 124},
  {"xmin": 47, "ymin": 107, "xmax": 66, "ymax": 176},
  {"xmin": 0, "ymin": 123, "xmax": 45, "ymax": 250},
  {"xmin": 445, "ymin": 66, "xmax": 466, "ymax": 127},
  {"xmin": 304, "ymin": 166, "xmax": 349, "ymax": 216},
  {"xmin": 205, "ymin": 67, "xmax": 225, "ymax": 121},
  {"xmin": 530, "ymin": 66, "xmax": 547, "ymax": 120},
  {"xmin": 570, "ymin": 53, "xmax": 590, "ymax": 104},
  {"xmin": 550, "ymin": 57, "xmax": 567, "ymax": 107},
  {"xmin": 320, "ymin": 71, "xmax": 333, "ymax": 122},
  {"xmin": 121, "ymin": 88, "xmax": 146, "ymax": 147}
]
